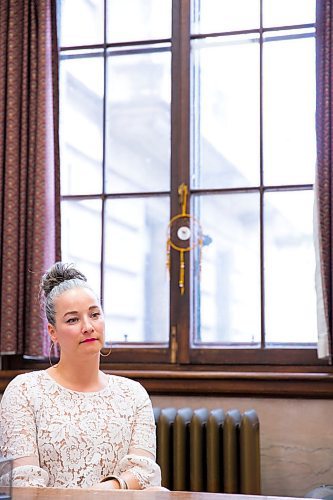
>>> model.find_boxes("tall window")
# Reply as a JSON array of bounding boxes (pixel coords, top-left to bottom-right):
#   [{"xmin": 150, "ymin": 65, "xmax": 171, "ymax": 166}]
[{"xmin": 59, "ymin": 0, "xmax": 318, "ymax": 366}]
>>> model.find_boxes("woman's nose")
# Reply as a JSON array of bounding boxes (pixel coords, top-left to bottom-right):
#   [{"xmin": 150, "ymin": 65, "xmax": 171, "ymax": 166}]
[{"xmin": 82, "ymin": 318, "xmax": 94, "ymax": 333}]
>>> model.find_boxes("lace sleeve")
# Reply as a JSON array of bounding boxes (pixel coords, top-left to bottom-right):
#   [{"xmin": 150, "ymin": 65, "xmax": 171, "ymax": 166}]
[
  {"xmin": 114, "ymin": 382, "xmax": 161, "ymax": 488},
  {"xmin": 0, "ymin": 465, "xmax": 49, "ymax": 488},
  {"xmin": 128, "ymin": 382, "xmax": 157, "ymax": 456},
  {"xmin": 12, "ymin": 466, "xmax": 49, "ymax": 487},
  {"xmin": 0, "ymin": 376, "xmax": 48, "ymax": 487},
  {"xmin": 116, "ymin": 453, "xmax": 161, "ymax": 489}
]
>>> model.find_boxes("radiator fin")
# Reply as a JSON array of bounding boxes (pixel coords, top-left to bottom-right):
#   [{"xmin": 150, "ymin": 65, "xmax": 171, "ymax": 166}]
[
  {"xmin": 207, "ymin": 408, "xmax": 224, "ymax": 492},
  {"xmin": 154, "ymin": 407, "xmax": 261, "ymax": 494},
  {"xmin": 224, "ymin": 409, "xmax": 241, "ymax": 493}
]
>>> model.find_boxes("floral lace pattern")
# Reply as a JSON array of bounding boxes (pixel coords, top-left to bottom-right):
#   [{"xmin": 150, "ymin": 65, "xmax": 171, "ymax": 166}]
[{"xmin": 0, "ymin": 371, "xmax": 161, "ymax": 488}]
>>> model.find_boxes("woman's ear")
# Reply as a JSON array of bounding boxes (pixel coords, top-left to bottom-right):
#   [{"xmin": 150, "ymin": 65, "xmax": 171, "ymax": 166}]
[{"xmin": 47, "ymin": 323, "xmax": 57, "ymax": 343}]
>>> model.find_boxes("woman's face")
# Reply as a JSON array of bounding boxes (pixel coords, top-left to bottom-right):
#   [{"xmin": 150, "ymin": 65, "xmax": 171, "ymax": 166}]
[{"xmin": 48, "ymin": 286, "xmax": 105, "ymax": 358}]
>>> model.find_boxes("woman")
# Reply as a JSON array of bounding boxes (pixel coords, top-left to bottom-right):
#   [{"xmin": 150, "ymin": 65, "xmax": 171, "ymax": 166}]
[{"xmin": 0, "ymin": 262, "xmax": 162, "ymax": 490}]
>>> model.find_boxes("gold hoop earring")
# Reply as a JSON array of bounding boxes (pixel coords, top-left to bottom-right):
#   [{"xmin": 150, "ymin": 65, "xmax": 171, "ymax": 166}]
[
  {"xmin": 49, "ymin": 341, "xmax": 59, "ymax": 368},
  {"xmin": 100, "ymin": 346, "xmax": 112, "ymax": 357}
]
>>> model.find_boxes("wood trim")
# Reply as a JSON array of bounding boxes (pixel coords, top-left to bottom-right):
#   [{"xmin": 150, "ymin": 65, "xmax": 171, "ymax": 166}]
[
  {"xmin": 4, "ymin": 346, "xmax": 328, "ymax": 369},
  {"xmin": 170, "ymin": 0, "xmax": 191, "ymax": 365},
  {"xmin": 1, "ymin": 369, "xmax": 333, "ymax": 398},
  {"xmin": 188, "ymin": 347, "xmax": 327, "ymax": 365},
  {"xmin": 118, "ymin": 370, "xmax": 333, "ymax": 398}
]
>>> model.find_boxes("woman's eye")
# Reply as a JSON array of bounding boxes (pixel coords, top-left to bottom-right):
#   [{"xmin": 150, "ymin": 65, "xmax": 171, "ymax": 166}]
[
  {"xmin": 66, "ymin": 317, "xmax": 78, "ymax": 324},
  {"xmin": 91, "ymin": 312, "xmax": 100, "ymax": 319}
]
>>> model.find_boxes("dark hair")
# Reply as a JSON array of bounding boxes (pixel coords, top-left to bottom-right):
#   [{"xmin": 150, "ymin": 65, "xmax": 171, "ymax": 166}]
[{"xmin": 40, "ymin": 262, "xmax": 94, "ymax": 325}]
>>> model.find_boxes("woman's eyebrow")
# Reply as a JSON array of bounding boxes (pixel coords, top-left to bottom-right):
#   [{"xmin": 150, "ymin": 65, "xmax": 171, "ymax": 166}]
[
  {"xmin": 63, "ymin": 306, "xmax": 100, "ymax": 318},
  {"xmin": 63, "ymin": 310, "xmax": 78, "ymax": 318}
]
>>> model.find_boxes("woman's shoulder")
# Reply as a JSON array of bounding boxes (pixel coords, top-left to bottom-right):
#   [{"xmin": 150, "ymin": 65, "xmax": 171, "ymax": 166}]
[
  {"xmin": 107, "ymin": 373, "xmax": 148, "ymax": 396},
  {"xmin": 4, "ymin": 370, "xmax": 46, "ymax": 393}
]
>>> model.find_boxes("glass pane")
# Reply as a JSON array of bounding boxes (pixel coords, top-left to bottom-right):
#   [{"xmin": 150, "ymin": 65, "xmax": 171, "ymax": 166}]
[
  {"xmin": 104, "ymin": 197, "xmax": 169, "ymax": 344},
  {"xmin": 107, "ymin": 0, "xmax": 171, "ymax": 43},
  {"xmin": 191, "ymin": 0, "xmax": 260, "ymax": 34},
  {"xmin": 61, "ymin": 199, "xmax": 102, "ymax": 295},
  {"xmin": 193, "ymin": 193, "xmax": 260, "ymax": 344},
  {"xmin": 263, "ymin": 0, "xmax": 315, "ymax": 28},
  {"xmin": 265, "ymin": 190, "xmax": 316, "ymax": 344},
  {"xmin": 263, "ymin": 31, "xmax": 316, "ymax": 186},
  {"xmin": 105, "ymin": 47, "xmax": 171, "ymax": 193},
  {"xmin": 59, "ymin": 0, "xmax": 104, "ymax": 47},
  {"xmin": 191, "ymin": 36, "xmax": 260, "ymax": 189},
  {"xmin": 60, "ymin": 52, "xmax": 104, "ymax": 195}
]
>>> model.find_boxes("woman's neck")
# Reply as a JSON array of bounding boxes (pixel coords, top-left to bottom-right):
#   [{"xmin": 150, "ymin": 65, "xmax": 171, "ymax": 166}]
[{"xmin": 47, "ymin": 354, "xmax": 107, "ymax": 392}]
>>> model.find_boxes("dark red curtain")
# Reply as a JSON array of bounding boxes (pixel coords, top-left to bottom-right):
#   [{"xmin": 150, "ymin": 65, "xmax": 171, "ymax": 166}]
[
  {"xmin": 315, "ymin": 0, "xmax": 333, "ymax": 361},
  {"xmin": 0, "ymin": 0, "xmax": 61, "ymax": 356}
]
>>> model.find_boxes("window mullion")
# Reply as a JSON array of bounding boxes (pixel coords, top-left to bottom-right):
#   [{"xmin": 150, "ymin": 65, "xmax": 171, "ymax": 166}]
[
  {"xmin": 170, "ymin": 0, "xmax": 191, "ymax": 364},
  {"xmin": 100, "ymin": 0, "xmax": 107, "ymax": 306},
  {"xmin": 259, "ymin": 0, "xmax": 265, "ymax": 349}
]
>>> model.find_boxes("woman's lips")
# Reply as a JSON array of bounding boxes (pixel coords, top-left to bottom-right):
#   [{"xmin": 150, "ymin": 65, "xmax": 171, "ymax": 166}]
[{"xmin": 81, "ymin": 338, "xmax": 97, "ymax": 343}]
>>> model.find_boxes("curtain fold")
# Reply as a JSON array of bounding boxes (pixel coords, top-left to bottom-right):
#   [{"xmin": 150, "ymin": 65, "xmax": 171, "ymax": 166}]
[
  {"xmin": 314, "ymin": 0, "xmax": 333, "ymax": 361},
  {"xmin": 0, "ymin": 0, "xmax": 61, "ymax": 357}
]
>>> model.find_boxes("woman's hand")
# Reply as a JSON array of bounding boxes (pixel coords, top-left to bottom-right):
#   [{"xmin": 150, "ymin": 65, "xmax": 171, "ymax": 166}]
[{"xmin": 89, "ymin": 479, "xmax": 120, "ymax": 490}]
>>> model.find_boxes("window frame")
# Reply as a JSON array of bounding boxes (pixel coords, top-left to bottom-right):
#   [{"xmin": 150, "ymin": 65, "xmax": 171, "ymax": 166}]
[
  {"xmin": 2, "ymin": 0, "xmax": 330, "ymax": 397},
  {"xmin": 168, "ymin": 0, "xmax": 320, "ymax": 368}
]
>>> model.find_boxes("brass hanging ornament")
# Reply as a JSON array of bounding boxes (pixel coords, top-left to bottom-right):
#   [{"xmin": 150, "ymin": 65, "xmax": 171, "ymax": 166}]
[{"xmin": 167, "ymin": 183, "xmax": 203, "ymax": 295}]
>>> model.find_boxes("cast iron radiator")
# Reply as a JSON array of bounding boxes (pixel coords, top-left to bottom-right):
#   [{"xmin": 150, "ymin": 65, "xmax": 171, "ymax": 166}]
[{"xmin": 153, "ymin": 407, "xmax": 261, "ymax": 494}]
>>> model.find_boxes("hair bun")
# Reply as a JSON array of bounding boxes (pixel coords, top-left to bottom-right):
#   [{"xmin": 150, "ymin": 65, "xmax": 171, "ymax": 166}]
[{"xmin": 41, "ymin": 262, "xmax": 87, "ymax": 297}]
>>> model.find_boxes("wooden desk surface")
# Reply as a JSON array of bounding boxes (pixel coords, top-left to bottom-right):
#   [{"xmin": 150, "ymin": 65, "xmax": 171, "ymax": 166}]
[
  {"xmin": 10, "ymin": 488, "xmax": 313, "ymax": 500},
  {"xmin": 11, "ymin": 489, "xmax": 228, "ymax": 499}
]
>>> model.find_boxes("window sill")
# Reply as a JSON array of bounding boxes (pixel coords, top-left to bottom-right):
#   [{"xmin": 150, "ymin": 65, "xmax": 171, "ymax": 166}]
[{"xmin": 1, "ymin": 368, "xmax": 333, "ymax": 398}]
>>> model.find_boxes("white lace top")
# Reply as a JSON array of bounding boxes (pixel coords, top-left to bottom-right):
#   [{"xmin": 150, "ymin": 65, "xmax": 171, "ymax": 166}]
[{"xmin": 0, "ymin": 371, "xmax": 161, "ymax": 489}]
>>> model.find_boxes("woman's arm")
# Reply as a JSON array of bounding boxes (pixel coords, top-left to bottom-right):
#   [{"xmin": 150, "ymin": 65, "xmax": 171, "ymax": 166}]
[
  {"xmin": 90, "ymin": 448, "xmax": 157, "ymax": 490},
  {"xmin": 0, "ymin": 376, "xmax": 49, "ymax": 487},
  {"xmin": 89, "ymin": 381, "xmax": 161, "ymax": 491},
  {"xmin": 112, "ymin": 382, "xmax": 161, "ymax": 489}
]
